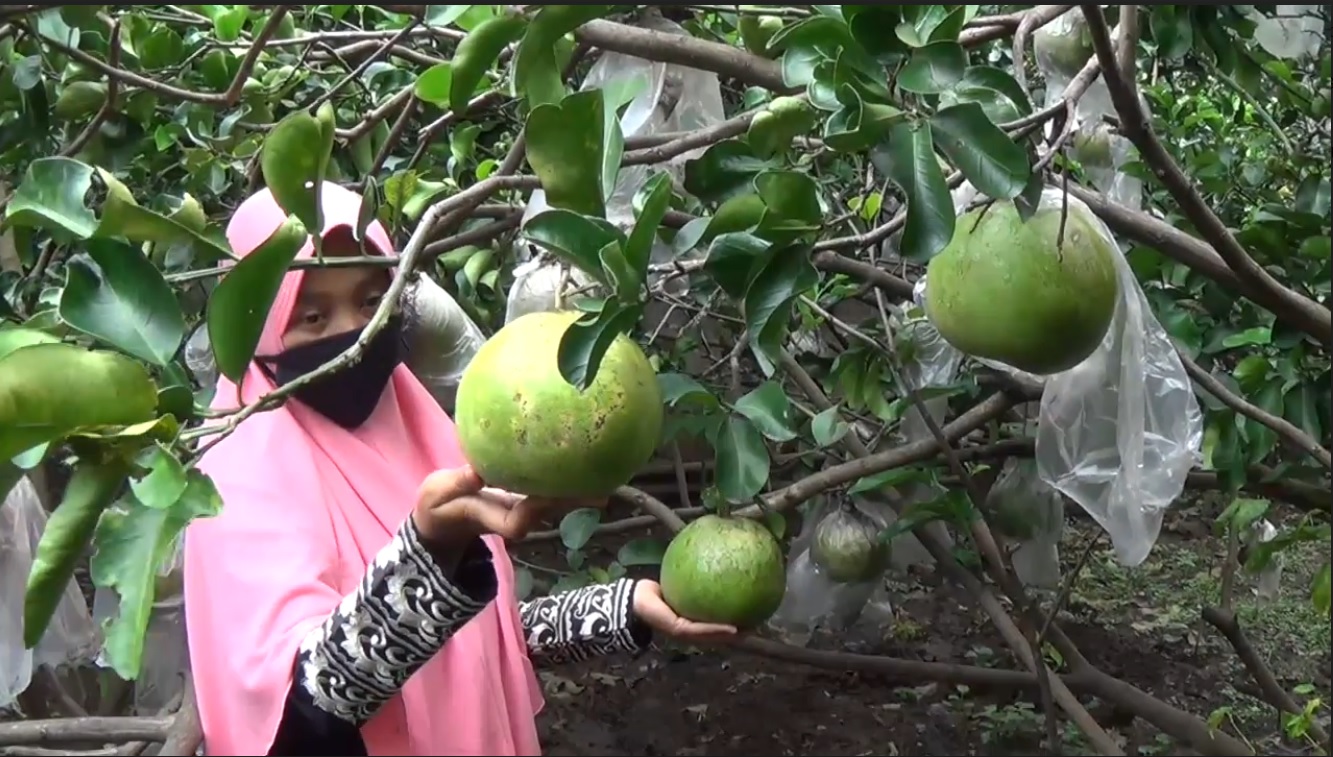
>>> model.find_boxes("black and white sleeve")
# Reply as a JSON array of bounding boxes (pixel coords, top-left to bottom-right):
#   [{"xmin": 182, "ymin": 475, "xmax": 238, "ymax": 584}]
[
  {"xmin": 267, "ymin": 519, "xmax": 498, "ymax": 755},
  {"xmin": 518, "ymin": 578, "xmax": 653, "ymax": 666}
]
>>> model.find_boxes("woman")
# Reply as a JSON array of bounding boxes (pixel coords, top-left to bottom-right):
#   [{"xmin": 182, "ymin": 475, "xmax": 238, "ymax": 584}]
[{"xmin": 183, "ymin": 183, "xmax": 735, "ymax": 757}]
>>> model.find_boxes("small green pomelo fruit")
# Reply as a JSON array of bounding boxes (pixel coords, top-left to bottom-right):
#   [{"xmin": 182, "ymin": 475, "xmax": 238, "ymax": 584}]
[
  {"xmin": 453, "ymin": 310, "xmax": 664, "ymax": 499},
  {"xmin": 659, "ymin": 515, "xmax": 787, "ymax": 629},
  {"xmin": 924, "ymin": 201, "xmax": 1119, "ymax": 376},
  {"xmin": 1071, "ymin": 127, "xmax": 1117, "ymax": 168},
  {"xmin": 809, "ymin": 503, "xmax": 888, "ymax": 584},
  {"xmin": 738, "ymin": 9, "xmax": 784, "ymax": 57}
]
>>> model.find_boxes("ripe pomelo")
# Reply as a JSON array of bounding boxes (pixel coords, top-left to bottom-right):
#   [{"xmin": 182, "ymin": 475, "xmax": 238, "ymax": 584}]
[
  {"xmin": 453, "ymin": 310, "xmax": 664, "ymax": 499},
  {"xmin": 659, "ymin": 515, "xmax": 786, "ymax": 629},
  {"xmin": 924, "ymin": 200, "xmax": 1119, "ymax": 376}
]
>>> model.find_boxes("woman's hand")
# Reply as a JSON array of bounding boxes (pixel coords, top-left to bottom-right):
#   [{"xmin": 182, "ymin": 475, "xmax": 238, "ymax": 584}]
[
  {"xmin": 630, "ymin": 579, "xmax": 739, "ymax": 644},
  {"xmin": 413, "ymin": 466, "xmax": 608, "ymax": 550}
]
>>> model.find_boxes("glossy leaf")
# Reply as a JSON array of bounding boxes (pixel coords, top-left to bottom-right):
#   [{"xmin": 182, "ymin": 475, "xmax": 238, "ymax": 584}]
[
  {"xmin": 58, "ymin": 239, "xmax": 186, "ymax": 366},
  {"xmin": 206, "ymin": 215, "xmax": 309, "ymax": 382}
]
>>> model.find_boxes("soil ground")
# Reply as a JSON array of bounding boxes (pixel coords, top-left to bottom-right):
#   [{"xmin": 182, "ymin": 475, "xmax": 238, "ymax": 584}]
[{"xmin": 520, "ymin": 502, "xmax": 1332, "ymax": 757}]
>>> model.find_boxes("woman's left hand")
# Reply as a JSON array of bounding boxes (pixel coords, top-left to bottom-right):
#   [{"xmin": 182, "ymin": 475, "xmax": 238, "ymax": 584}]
[{"xmin": 631, "ymin": 579, "xmax": 738, "ymax": 644}]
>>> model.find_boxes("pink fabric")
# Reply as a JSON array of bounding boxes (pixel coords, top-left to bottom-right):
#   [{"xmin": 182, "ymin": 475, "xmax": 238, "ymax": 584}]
[{"xmin": 183, "ymin": 183, "xmax": 544, "ymax": 756}]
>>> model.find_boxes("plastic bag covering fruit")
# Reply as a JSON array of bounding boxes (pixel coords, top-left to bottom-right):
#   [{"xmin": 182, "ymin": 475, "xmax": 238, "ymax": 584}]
[
  {"xmin": 809, "ymin": 498, "xmax": 888, "ymax": 584},
  {"xmin": 453, "ymin": 310, "xmax": 664, "ymax": 499},
  {"xmin": 924, "ymin": 200, "xmax": 1119, "ymax": 376},
  {"xmin": 659, "ymin": 515, "xmax": 787, "ymax": 628}
]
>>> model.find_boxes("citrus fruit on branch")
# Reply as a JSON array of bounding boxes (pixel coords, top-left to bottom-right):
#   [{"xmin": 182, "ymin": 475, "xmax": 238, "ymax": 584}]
[
  {"xmin": 923, "ymin": 200, "xmax": 1120, "ymax": 376},
  {"xmin": 659, "ymin": 515, "xmax": 787, "ymax": 629},
  {"xmin": 453, "ymin": 310, "xmax": 664, "ymax": 499},
  {"xmin": 809, "ymin": 498, "xmax": 888, "ymax": 584}
]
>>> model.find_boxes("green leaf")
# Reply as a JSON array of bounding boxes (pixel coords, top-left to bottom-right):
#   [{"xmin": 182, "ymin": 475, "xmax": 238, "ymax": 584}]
[
  {"xmin": 898, "ymin": 40, "xmax": 967, "ymax": 94},
  {"xmin": 25, "ymin": 459, "xmax": 129, "ymax": 649},
  {"xmin": 742, "ymin": 245, "xmax": 819, "ymax": 375},
  {"xmin": 811, "ymin": 405, "xmax": 850, "ymax": 447},
  {"xmin": 90, "ymin": 470, "xmax": 222, "ymax": 680},
  {"xmin": 522, "ymin": 209, "xmax": 624, "ymax": 284},
  {"xmin": 58, "ymin": 240, "xmax": 186, "ymax": 366},
  {"xmin": 205, "ymin": 215, "xmax": 309, "ymax": 382},
  {"xmin": 713, "ymin": 416, "xmax": 770, "ymax": 503},
  {"xmin": 684, "ymin": 139, "xmax": 778, "ymax": 204},
  {"xmin": 449, "ymin": 14, "xmax": 528, "ymax": 113},
  {"xmin": 766, "ymin": 14, "xmax": 855, "ymax": 55},
  {"xmin": 4, "ymin": 157, "xmax": 99, "ymax": 240},
  {"xmin": 954, "ymin": 66, "xmax": 1033, "ymax": 117},
  {"xmin": 556, "ymin": 301, "xmax": 643, "ymax": 390},
  {"xmin": 512, "ymin": 5, "xmax": 613, "ymax": 106},
  {"xmin": 559, "ymin": 507, "xmax": 602, "ymax": 551},
  {"xmin": 0, "ymin": 343, "xmax": 158, "ymax": 463},
  {"xmin": 703, "ymin": 232, "xmax": 771, "ymax": 300},
  {"xmin": 596, "ymin": 240, "xmax": 642, "ymax": 301},
  {"xmin": 624, "ymin": 172, "xmax": 674, "ymax": 280},
  {"xmin": 259, "ymin": 108, "xmax": 335, "ymax": 241},
  {"xmin": 1312, "ymin": 561, "xmax": 1330, "ymax": 615},
  {"xmin": 525, "ymin": 89, "xmax": 609, "ymax": 218},
  {"xmin": 871, "ymin": 120, "xmax": 956, "ymax": 261},
  {"xmin": 734, "ymin": 381, "xmax": 798, "ymax": 442},
  {"xmin": 754, "ymin": 171, "xmax": 824, "ymax": 240},
  {"xmin": 657, "ymin": 373, "xmax": 718, "ymax": 408},
  {"xmin": 129, "ymin": 443, "xmax": 188, "ymax": 510},
  {"xmin": 823, "ymin": 85, "xmax": 908, "ymax": 153},
  {"xmin": 929, "ymin": 102, "xmax": 1030, "ymax": 200},
  {"xmin": 414, "ymin": 62, "xmax": 454, "ymax": 107},
  {"xmin": 617, "ymin": 537, "xmax": 666, "ymax": 566},
  {"xmin": 425, "ymin": 5, "xmax": 474, "ymax": 27},
  {"xmin": 895, "ymin": 5, "xmax": 967, "ymax": 47}
]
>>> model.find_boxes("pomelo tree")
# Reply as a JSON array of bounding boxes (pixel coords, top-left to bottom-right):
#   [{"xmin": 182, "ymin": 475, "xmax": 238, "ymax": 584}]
[{"xmin": 0, "ymin": 5, "xmax": 1328, "ymax": 755}]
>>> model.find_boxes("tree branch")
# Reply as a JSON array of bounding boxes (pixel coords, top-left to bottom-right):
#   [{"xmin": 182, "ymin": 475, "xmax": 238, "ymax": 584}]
[{"xmin": 1079, "ymin": 4, "xmax": 1332, "ymax": 346}]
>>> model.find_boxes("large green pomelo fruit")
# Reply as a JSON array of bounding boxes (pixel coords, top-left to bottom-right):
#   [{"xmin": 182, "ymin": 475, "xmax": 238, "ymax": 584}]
[
  {"xmin": 659, "ymin": 515, "xmax": 787, "ymax": 629},
  {"xmin": 453, "ymin": 310, "xmax": 664, "ymax": 499},
  {"xmin": 924, "ymin": 201, "xmax": 1119, "ymax": 376}
]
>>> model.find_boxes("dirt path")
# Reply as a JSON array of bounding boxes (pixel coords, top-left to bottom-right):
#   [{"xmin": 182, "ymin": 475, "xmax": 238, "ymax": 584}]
[{"xmin": 525, "ymin": 516, "xmax": 1331, "ymax": 756}]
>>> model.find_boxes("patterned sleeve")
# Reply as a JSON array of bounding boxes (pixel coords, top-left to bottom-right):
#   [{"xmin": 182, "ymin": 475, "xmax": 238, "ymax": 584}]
[
  {"xmin": 287, "ymin": 517, "xmax": 498, "ymax": 729},
  {"xmin": 518, "ymin": 578, "xmax": 653, "ymax": 665}
]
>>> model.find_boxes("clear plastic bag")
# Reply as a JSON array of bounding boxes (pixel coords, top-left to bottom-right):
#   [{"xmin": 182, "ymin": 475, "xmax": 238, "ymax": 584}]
[
  {"xmin": 768, "ymin": 495, "xmax": 894, "ymax": 646},
  {"xmin": 1246, "ymin": 519, "xmax": 1283, "ymax": 602},
  {"xmin": 402, "ymin": 273, "xmax": 486, "ymax": 410},
  {"xmin": 883, "ymin": 300, "xmax": 962, "ymax": 570},
  {"xmin": 184, "ymin": 325, "xmax": 217, "ymax": 396},
  {"xmin": 514, "ymin": 10, "xmax": 726, "ymax": 309},
  {"xmin": 1, "ymin": 474, "xmax": 99, "ymax": 710},
  {"xmin": 923, "ymin": 184, "xmax": 1203, "ymax": 567},
  {"xmin": 984, "ymin": 458, "xmax": 1066, "ymax": 588},
  {"xmin": 1072, "ymin": 121, "xmax": 1142, "ymax": 210},
  {"xmin": 502, "ymin": 256, "xmax": 599, "ymax": 325},
  {"xmin": 1033, "ymin": 11, "xmax": 1115, "ymax": 127}
]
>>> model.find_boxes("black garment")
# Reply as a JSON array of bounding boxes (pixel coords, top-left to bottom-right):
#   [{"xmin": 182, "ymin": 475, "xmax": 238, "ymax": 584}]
[{"xmin": 262, "ymin": 525, "xmax": 651, "ymax": 756}]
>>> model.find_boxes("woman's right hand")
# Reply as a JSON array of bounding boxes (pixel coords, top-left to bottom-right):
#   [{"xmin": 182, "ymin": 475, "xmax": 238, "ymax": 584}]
[{"xmin": 412, "ymin": 465, "xmax": 573, "ymax": 552}]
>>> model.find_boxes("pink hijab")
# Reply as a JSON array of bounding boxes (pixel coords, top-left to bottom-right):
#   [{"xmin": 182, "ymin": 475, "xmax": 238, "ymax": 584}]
[{"xmin": 183, "ymin": 183, "xmax": 544, "ymax": 755}]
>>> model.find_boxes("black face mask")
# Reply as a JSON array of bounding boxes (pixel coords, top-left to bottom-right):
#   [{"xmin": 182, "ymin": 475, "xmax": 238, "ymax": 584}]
[{"xmin": 259, "ymin": 315, "xmax": 405, "ymax": 430}]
